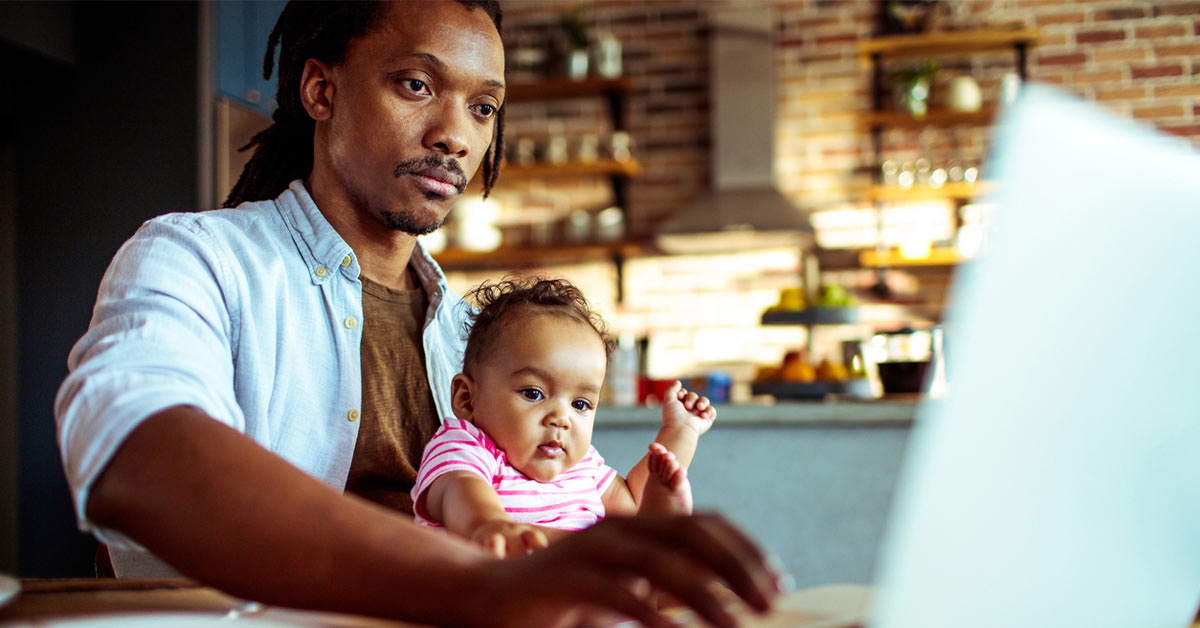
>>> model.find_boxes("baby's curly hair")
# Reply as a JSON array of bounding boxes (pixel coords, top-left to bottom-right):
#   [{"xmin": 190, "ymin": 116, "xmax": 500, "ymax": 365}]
[{"xmin": 462, "ymin": 276, "xmax": 616, "ymax": 378}]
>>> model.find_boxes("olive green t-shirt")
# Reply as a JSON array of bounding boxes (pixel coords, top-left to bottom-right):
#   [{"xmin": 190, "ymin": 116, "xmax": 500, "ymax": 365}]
[{"xmin": 344, "ymin": 270, "xmax": 441, "ymax": 515}]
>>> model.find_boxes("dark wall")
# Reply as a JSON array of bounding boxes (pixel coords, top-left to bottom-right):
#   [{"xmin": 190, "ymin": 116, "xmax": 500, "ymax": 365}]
[{"xmin": 9, "ymin": 1, "xmax": 198, "ymax": 576}]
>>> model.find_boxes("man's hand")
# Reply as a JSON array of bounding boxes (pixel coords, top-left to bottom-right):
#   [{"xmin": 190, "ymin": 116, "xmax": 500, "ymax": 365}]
[
  {"xmin": 662, "ymin": 380, "xmax": 716, "ymax": 437},
  {"xmin": 465, "ymin": 513, "xmax": 786, "ymax": 628},
  {"xmin": 469, "ymin": 520, "xmax": 549, "ymax": 557}
]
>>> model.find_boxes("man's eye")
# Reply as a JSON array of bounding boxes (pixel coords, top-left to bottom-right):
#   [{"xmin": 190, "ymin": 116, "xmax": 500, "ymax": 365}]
[
  {"xmin": 473, "ymin": 103, "xmax": 497, "ymax": 119},
  {"xmin": 401, "ymin": 79, "xmax": 429, "ymax": 94},
  {"xmin": 572, "ymin": 399, "xmax": 592, "ymax": 412},
  {"xmin": 520, "ymin": 389, "xmax": 543, "ymax": 401}
]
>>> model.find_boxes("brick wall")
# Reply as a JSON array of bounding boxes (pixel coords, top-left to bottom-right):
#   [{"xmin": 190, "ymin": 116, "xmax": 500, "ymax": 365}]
[
  {"xmin": 487, "ymin": 0, "xmax": 1200, "ymax": 387},
  {"xmin": 499, "ymin": 0, "xmax": 1200, "ymax": 228}
]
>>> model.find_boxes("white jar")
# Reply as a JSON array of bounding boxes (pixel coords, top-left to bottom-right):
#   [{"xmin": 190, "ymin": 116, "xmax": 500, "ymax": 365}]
[{"xmin": 948, "ymin": 76, "xmax": 982, "ymax": 112}]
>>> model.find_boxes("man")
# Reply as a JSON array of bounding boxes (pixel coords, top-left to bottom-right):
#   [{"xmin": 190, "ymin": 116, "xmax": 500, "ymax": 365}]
[{"xmin": 55, "ymin": 1, "xmax": 782, "ymax": 626}]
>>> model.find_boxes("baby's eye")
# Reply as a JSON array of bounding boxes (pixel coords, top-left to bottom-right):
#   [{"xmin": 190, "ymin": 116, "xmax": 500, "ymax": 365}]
[
  {"xmin": 572, "ymin": 399, "xmax": 593, "ymax": 412},
  {"xmin": 520, "ymin": 388, "xmax": 544, "ymax": 401}
]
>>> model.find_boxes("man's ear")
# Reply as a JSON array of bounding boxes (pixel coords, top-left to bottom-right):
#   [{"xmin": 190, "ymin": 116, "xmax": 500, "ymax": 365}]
[
  {"xmin": 450, "ymin": 373, "xmax": 475, "ymax": 421},
  {"xmin": 299, "ymin": 58, "xmax": 335, "ymax": 121}
]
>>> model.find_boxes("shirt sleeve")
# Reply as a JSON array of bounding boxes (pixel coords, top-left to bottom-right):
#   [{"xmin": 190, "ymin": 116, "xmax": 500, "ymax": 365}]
[
  {"xmin": 411, "ymin": 417, "xmax": 502, "ymax": 524},
  {"xmin": 54, "ymin": 215, "xmax": 245, "ymax": 549}
]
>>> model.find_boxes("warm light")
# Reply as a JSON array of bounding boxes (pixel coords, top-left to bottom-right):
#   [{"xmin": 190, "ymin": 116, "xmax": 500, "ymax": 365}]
[
  {"xmin": 955, "ymin": 225, "xmax": 984, "ymax": 258},
  {"xmin": 899, "ymin": 239, "xmax": 932, "ymax": 260},
  {"xmin": 454, "ymin": 195, "xmax": 503, "ymax": 252},
  {"xmin": 419, "ymin": 230, "xmax": 447, "ymax": 254}
]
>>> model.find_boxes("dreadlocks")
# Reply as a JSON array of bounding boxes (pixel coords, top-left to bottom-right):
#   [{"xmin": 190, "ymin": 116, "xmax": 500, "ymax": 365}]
[{"xmin": 223, "ymin": 0, "xmax": 504, "ymax": 208}]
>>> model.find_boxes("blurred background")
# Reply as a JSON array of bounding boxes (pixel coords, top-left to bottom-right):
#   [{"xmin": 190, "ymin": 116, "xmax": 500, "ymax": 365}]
[{"xmin": 2, "ymin": 0, "xmax": 1198, "ymax": 580}]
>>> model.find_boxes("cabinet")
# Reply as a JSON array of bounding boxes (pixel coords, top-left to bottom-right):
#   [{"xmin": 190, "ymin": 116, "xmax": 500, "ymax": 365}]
[
  {"xmin": 856, "ymin": 28, "xmax": 1039, "ymax": 268},
  {"xmin": 214, "ymin": 1, "xmax": 287, "ymax": 117}
]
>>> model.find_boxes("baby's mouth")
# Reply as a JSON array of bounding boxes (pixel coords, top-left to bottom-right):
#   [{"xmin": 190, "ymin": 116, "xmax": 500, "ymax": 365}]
[{"xmin": 538, "ymin": 440, "xmax": 565, "ymax": 457}]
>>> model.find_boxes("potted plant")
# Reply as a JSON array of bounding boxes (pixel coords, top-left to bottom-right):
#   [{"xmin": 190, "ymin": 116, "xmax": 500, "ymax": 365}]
[
  {"xmin": 890, "ymin": 60, "xmax": 940, "ymax": 118},
  {"xmin": 559, "ymin": 7, "xmax": 590, "ymax": 80}
]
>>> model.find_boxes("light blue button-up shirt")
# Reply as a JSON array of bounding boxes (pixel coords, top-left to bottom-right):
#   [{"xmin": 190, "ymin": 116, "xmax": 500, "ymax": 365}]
[{"xmin": 55, "ymin": 180, "xmax": 468, "ymax": 571}]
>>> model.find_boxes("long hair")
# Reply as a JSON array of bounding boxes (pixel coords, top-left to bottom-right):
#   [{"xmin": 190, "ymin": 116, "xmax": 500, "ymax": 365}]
[{"xmin": 223, "ymin": 0, "xmax": 504, "ymax": 208}]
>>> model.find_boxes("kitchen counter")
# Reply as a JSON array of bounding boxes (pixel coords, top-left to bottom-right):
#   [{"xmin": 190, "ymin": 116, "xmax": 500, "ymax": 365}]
[
  {"xmin": 596, "ymin": 398, "xmax": 919, "ymax": 428},
  {"xmin": 593, "ymin": 397, "xmax": 922, "ymax": 589}
]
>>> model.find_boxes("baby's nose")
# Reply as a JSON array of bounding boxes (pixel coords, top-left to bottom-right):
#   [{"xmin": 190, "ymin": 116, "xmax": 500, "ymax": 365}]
[{"xmin": 544, "ymin": 410, "xmax": 571, "ymax": 429}]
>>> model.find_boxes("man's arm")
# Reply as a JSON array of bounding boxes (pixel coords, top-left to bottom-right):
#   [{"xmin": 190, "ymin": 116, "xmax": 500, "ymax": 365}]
[
  {"xmin": 421, "ymin": 470, "xmax": 549, "ymax": 556},
  {"xmin": 86, "ymin": 405, "xmax": 488, "ymax": 621},
  {"xmin": 89, "ymin": 405, "xmax": 781, "ymax": 628}
]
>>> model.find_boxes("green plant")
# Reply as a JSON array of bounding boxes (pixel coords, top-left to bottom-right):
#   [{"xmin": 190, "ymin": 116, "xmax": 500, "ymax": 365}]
[
  {"xmin": 889, "ymin": 60, "xmax": 940, "ymax": 87},
  {"xmin": 559, "ymin": 7, "xmax": 589, "ymax": 50},
  {"xmin": 890, "ymin": 60, "xmax": 940, "ymax": 117}
]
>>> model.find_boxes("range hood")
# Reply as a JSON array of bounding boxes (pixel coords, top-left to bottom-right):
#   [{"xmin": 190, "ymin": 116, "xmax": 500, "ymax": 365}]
[{"xmin": 657, "ymin": 7, "xmax": 813, "ymax": 253}]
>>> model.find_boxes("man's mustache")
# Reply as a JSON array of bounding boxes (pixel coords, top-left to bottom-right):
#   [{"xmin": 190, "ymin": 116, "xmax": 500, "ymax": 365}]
[{"xmin": 393, "ymin": 156, "xmax": 468, "ymax": 193}]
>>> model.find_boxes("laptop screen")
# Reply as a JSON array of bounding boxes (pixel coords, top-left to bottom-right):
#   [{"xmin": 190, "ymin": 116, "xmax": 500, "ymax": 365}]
[{"xmin": 870, "ymin": 85, "xmax": 1200, "ymax": 628}]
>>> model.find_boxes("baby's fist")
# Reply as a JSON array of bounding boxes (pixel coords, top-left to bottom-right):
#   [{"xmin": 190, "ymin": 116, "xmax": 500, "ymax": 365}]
[
  {"xmin": 470, "ymin": 521, "xmax": 549, "ymax": 558},
  {"xmin": 662, "ymin": 380, "xmax": 717, "ymax": 436}
]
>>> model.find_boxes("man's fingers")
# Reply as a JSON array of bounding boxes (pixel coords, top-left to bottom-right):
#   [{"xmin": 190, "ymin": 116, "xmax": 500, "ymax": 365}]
[
  {"xmin": 603, "ymin": 514, "xmax": 779, "ymax": 613},
  {"xmin": 562, "ymin": 519, "xmax": 751, "ymax": 628},
  {"xmin": 609, "ymin": 546, "xmax": 739, "ymax": 628},
  {"xmin": 678, "ymin": 514, "xmax": 780, "ymax": 611},
  {"xmin": 560, "ymin": 570, "xmax": 678, "ymax": 628}
]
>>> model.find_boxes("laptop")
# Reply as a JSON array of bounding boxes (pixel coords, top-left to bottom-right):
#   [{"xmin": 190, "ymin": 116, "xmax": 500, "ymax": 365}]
[
  {"xmin": 869, "ymin": 85, "xmax": 1200, "ymax": 627},
  {"xmin": 649, "ymin": 85, "xmax": 1198, "ymax": 628}
]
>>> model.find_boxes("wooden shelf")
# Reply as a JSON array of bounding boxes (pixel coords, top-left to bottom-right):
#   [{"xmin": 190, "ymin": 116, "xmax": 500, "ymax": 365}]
[
  {"xmin": 857, "ymin": 28, "xmax": 1041, "ymax": 62},
  {"xmin": 501, "ymin": 158, "xmax": 642, "ymax": 180},
  {"xmin": 506, "ymin": 77, "xmax": 633, "ymax": 103},
  {"xmin": 762, "ymin": 303, "xmax": 942, "ymax": 326},
  {"xmin": 863, "ymin": 181, "xmax": 991, "ymax": 201},
  {"xmin": 433, "ymin": 240, "xmax": 655, "ymax": 272},
  {"xmin": 859, "ymin": 246, "xmax": 966, "ymax": 267},
  {"xmin": 859, "ymin": 106, "xmax": 997, "ymax": 129},
  {"xmin": 762, "ymin": 308, "xmax": 860, "ymax": 326}
]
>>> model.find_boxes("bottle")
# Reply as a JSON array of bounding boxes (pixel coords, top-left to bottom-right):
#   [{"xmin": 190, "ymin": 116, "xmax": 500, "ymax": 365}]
[
  {"xmin": 595, "ymin": 33, "xmax": 622, "ymax": 78},
  {"xmin": 1000, "ymin": 72, "xmax": 1022, "ymax": 106},
  {"xmin": 608, "ymin": 333, "xmax": 639, "ymax": 407}
]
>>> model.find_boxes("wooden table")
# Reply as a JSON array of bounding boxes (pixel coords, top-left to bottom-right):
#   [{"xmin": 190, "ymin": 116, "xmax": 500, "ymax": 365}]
[{"xmin": 0, "ymin": 578, "xmax": 872, "ymax": 627}]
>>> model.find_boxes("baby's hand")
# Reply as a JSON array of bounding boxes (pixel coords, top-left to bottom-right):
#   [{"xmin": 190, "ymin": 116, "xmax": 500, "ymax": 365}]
[
  {"xmin": 662, "ymin": 380, "xmax": 717, "ymax": 437},
  {"xmin": 470, "ymin": 520, "xmax": 549, "ymax": 558}
]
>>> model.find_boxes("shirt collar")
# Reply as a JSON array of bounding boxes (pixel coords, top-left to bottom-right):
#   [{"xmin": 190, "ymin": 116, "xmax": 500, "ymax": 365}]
[
  {"xmin": 274, "ymin": 180, "xmax": 354, "ymax": 285},
  {"xmin": 274, "ymin": 179, "xmax": 449, "ymax": 299}
]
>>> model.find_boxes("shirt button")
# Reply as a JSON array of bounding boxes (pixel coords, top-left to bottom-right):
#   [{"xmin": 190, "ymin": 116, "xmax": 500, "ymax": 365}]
[
  {"xmin": 341, "ymin": 255, "xmax": 352, "ymax": 267},
  {"xmin": 348, "ymin": 409, "xmax": 359, "ymax": 422},
  {"xmin": 315, "ymin": 266, "xmax": 327, "ymax": 277},
  {"xmin": 344, "ymin": 317, "xmax": 358, "ymax": 329}
]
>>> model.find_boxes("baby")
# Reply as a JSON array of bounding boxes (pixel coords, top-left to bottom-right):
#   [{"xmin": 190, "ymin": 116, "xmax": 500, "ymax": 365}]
[{"xmin": 411, "ymin": 277, "xmax": 716, "ymax": 556}]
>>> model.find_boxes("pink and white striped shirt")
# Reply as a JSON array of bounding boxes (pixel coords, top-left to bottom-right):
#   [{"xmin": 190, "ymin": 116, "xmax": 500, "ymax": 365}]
[{"xmin": 411, "ymin": 417, "xmax": 617, "ymax": 530}]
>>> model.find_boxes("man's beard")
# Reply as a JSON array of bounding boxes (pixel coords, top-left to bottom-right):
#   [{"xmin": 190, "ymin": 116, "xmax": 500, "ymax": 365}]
[
  {"xmin": 378, "ymin": 209, "xmax": 445, "ymax": 236},
  {"xmin": 377, "ymin": 154, "xmax": 466, "ymax": 235}
]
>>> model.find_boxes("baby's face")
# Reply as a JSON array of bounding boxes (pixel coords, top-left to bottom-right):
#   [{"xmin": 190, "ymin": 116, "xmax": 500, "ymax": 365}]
[{"xmin": 468, "ymin": 313, "xmax": 607, "ymax": 482}]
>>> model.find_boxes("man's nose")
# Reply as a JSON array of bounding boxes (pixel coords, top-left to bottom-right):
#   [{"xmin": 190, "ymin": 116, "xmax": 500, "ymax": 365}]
[{"xmin": 423, "ymin": 100, "xmax": 470, "ymax": 158}]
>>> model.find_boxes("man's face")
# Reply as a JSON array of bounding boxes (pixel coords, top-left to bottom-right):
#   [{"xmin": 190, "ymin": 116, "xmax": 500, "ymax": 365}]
[
  {"xmin": 462, "ymin": 314, "xmax": 607, "ymax": 483},
  {"xmin": 322, "ymin": 0, "xmax": 504, "ymax": 234}
]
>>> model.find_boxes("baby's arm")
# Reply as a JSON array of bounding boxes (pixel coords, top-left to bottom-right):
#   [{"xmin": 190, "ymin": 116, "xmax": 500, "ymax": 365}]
[
  {"xmin": 420, "ymin": 471, "xmax": 548, "ymax": 557},
  {"xmin": 624, "ymin": 380, "xmax": 716, "ymax": 504}
]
